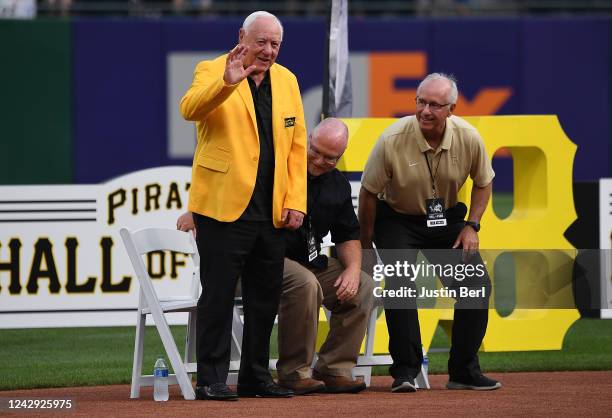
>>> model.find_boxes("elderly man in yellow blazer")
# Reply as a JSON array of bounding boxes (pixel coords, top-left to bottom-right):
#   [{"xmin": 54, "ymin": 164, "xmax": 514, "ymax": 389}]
[{"xmin": 180, "ymin": 11, "xmax": 306, "ymax": 401}]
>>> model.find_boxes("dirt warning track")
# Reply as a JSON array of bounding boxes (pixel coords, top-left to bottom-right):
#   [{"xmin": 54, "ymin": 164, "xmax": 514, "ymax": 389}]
[{"xmin": 2, "ymin": 371, "xmax": 611, "ymax": 417}]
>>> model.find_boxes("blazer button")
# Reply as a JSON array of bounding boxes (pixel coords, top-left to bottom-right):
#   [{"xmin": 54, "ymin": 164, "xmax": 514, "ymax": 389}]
[{"xmin": 252, "ymin": 157, "xmax": 258, "ymax": 162}]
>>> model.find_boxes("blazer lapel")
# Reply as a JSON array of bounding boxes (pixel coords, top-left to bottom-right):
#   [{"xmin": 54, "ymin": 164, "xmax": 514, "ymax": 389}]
[
  {"xmin": 237, "ymin": 79, "xmax": 257, "ymax": 136},
  {"xmin": 269, "ymin": 65, "xmax": 281, "ymax": 150}
]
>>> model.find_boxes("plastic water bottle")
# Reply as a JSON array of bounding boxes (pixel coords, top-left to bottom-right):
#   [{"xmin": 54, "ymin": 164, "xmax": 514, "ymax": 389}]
[{"xmin": 153, "ymin": 357, "xmax": 169, "ymax": 401}]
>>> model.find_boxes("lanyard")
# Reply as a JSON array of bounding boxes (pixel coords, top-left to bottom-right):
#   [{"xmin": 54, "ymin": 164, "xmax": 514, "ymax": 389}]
[{"xmin": 423, "ymin": 151, "xmax": 443, "ymax": 198}]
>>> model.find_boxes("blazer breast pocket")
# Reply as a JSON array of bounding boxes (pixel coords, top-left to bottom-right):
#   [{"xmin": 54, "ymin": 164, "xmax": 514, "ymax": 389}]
[{"xmin": 197, "ymin": 154, "xmax": 230, "ymax": 173}]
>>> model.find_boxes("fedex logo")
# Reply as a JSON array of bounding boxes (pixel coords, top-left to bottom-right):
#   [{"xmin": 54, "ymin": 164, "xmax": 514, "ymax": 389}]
[
  {"xmin": 167, "ymin": 51, "xmax": 513, "ymax": 158},
  {"xmin": 367, "ymin": 52, "xmax": 512, "ymax": 117}
]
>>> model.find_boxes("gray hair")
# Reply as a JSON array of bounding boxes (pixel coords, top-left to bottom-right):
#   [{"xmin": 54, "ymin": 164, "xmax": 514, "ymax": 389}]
[
  {"xmin": 417, "ymin": 73, "xmax": 458, "ymax": 104},
  {"xmin": 242, "ymin": 11, "xmax": 284, "ymax": 42}
]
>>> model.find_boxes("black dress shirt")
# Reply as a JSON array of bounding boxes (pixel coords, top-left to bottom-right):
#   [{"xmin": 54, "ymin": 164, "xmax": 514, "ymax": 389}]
[
  {"xmin": 240, "ymin": 72, "xmax": 274, "ymax": 221},
  {"xmin": 285, "ymin": 169, "xmax": 360, "ymax": 269}
]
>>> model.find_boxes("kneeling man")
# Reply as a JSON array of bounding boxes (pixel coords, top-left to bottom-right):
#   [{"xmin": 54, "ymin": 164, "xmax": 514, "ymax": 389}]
[{"xmin": 277, "ymin": 118, "xmax": 373, "ymax": 395}]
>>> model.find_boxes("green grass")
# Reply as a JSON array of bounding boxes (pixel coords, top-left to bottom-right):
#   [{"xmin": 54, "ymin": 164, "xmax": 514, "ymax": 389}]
[
  {"xmin": 1, "ymin": 318, "xmax": 611, "ymax": 390},
  {"xmin": 0, "ymin": 326, "xmax": 163, "ymax": 390},
  {"xmin": 476, "ymin": 317, "xmax": 612, "ymax": 373},
  {"xmin": 372, "ymin": 318, "xmax": 612, "ymax": 375},
  {"xmin": 492, "ymin": 191, "xmax": 513, "ymax": 219}
]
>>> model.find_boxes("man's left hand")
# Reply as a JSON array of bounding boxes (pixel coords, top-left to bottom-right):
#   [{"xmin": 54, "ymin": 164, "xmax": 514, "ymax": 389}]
[
  {"xmin": 334, "ymin": 268, "xmax": 360, "ymax": 303},
  {"xmin": 452, "ymin": 225, "xmax": 479, "ymax": 259},
  {"xmin": 281, "ymin": 208, "xmax": 304, "ymax": 230},
  {"xmin": 177, "ymin": 211, "xmax": 196, "ymax": 237}
]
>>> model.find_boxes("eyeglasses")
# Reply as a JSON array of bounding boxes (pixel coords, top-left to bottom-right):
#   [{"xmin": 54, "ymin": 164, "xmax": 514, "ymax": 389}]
[
  {"xmin": 415, "ymin": 97, "xmax": 451, "ymax": 111},
  {"xmin": 308, "ymin": 144, "xmax": 342, "ymax": 165}
]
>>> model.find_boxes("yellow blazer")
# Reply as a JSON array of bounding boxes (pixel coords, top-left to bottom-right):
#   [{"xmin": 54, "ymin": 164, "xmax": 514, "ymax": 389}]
[{"xmin": 180, "ymin": 54, "xmax": 307, "ymax": 228}]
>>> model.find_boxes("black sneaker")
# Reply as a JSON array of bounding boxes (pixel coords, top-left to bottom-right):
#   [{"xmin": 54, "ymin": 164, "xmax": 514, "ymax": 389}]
[
  {"xmin": 195, "ymin": 383, "xmax": 239, "ymax": 401},
  {"xmin": 237, "ymin": 381, "xmax": 294, "ymax": 398},
  {"xmin": 391, "ymin": 377, "xmax": 417, "ymax": 393},
  {"xmin": 447, "ymin": 374, "xmax": 501, "ymax": 391}
]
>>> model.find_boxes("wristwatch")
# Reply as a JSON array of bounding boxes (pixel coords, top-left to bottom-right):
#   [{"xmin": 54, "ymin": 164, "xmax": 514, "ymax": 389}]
[{"xmin": 465, "ymin": 220, "xmax": 480, "ymax": 232}]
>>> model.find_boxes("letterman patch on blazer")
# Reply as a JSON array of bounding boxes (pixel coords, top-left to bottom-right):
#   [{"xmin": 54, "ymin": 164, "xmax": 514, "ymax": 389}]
[{"xmin": 284, "ymin": 117, "xmax": 296, "ymax": 128}]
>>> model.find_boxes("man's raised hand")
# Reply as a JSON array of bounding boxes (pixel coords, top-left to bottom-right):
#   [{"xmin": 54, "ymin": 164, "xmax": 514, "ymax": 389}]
[{"xmin": 223, "ymin": 44, "xmax": 256, "ymax": 85}]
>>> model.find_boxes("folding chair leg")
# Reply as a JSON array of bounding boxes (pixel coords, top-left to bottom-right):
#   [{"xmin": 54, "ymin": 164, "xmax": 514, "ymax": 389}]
[
  {"xmin": 227, "ymin": 305, "xmax": 242, "ymax": 385},
  {"xmin": 415, "ymin": 348, "xmax": 431, "ymax": 389},
  {"xmin": 353, "ymin": 305, "xmax": 381, "ymax": 388},
  {"xmin": 352, "ymin": 366, "xmax": 372, "ymax": 387},
  {"xmin": 185, "ymin": 312, "xmax": 197, "ymax": 364},
  {"xmin": 130, "ymin": 312, "xmax": 146, "ymax": 399},
  {"xmin": 155, "ymin": 315, "xmax": 196, "ymax": 400},
  {"xmin": 231, "ymin": 305, "xmax": 243, "ymax": 357},
  {"xmin": 415, "ymin": 368, "xmax": 430, "ymax": 389}
]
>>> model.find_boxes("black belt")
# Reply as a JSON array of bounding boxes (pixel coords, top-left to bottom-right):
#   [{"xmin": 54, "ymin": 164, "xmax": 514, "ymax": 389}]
[{"xmin": 376, "ymin": 200, "xmax": 467, "ymax": 224}]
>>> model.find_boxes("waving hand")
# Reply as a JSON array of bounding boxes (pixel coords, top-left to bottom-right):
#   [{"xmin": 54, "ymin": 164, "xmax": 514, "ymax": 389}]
[{"xmin": 223, "ymin": 44, "xmax": 256, "ymax": 85}]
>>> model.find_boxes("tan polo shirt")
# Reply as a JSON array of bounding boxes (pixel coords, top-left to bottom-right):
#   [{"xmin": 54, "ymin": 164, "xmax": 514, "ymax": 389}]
[{"xmin": 361, "ymin": 115, "xmax": 494, "ymax": 216}]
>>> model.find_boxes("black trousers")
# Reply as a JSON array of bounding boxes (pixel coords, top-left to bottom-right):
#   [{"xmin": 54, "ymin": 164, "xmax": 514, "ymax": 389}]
[
  {"xmin": 374, "ymin": 201, "xmax": 491, "ymax": 381},
  {"xmin": 193, "ymin": 214, "xmax": 285, "ymax": 386}
]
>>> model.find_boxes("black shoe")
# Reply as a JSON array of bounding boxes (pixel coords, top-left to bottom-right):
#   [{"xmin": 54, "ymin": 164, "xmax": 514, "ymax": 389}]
[
  {"xmin": 447, "ymin": 373, "xmax": 501, "ymax": 391},
  {"xmin": 391, "ymin": 377, "xmax": 417, "ymax": 393},
  {"xmin": 195, "ymin": 383, "xmax": 239, "ymax": 401},
  {"xmin": 237, "ymin": 381, "xmax": 294, "ymax": 398}
]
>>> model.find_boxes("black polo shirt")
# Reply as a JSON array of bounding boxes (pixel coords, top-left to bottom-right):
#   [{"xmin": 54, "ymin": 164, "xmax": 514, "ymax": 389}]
[
  {"xmin": 285, "ymin": 169, "xmax": 360, "ymax": 268},
  {"xmin": 240, "ymin": 72, "xmax": 275, "ymax": 221}
]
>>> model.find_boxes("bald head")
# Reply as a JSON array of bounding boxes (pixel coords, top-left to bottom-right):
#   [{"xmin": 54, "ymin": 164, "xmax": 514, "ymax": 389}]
[
  {"xmin": 311, "ymin": 118, "xmax": 349, "ymax": 152},
  {"xmin": 308, "ymin": 118, "xmax": 349, "ymax": 177}
]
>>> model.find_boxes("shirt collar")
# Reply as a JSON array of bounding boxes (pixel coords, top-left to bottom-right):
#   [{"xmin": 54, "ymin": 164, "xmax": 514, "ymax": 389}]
[
  {"xmin": 308, "ymin": 169, "xmax": 333, "ymax": 183},
  {"xmin": 414, "ymin": 116, "xmax": 453, "ymax": 153},
  {"xmin": 247, "ymin": 70, "xmax": 270, "ymax": 89}
]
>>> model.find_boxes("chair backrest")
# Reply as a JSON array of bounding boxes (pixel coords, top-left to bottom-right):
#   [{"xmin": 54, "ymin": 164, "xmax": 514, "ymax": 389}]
[
  {"xmin": 120, "ymin": 227, "xmax": 200, "ymax": 306},
  {"xmin": 128, "ymin": 228, "xmax": 198, "ymax": 255}
]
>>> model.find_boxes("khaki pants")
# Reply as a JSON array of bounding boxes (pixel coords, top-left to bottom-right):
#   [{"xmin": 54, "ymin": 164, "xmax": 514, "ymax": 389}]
[{"xmin": 277, "ymin": 257, "xmax": 374, "ymax": 380}]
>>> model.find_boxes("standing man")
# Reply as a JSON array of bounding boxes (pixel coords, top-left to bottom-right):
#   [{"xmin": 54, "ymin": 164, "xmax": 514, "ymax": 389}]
[
  {"xmin": 359, "ymin": 73, "xmax": 501, "ymax": 392},
  {"xmin": 277, "ymin": 118, "xmax": 373, "ymax": 395},
  {"xmin": 180, "ymin": 11, "xmax": 306, "ymax": 400},
  {"xmin": 177, "ymin": 118, "xmax": 373, "ymax": 395}
]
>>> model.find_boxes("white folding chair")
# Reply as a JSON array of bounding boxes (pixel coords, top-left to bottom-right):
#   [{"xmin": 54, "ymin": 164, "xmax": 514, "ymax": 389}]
[
  {"xmin": 320, "ymin": 238, "xmax": 430, "ymax": 389},
  {"xmin": 351, "ymin": 266, "xmax": 430, "ymax": 388},
  {"xmin": 349, "ymin": 300, "xmax": 430, "ymax": 389},
  {"xmin": 120, "ymin": 227, "xmax": 200, "ymax": 400}
]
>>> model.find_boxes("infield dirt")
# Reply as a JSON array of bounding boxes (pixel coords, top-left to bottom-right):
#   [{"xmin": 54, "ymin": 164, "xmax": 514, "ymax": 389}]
[{"xmin": 2, "ymin": 371, "xmax": 611, "ymax": 417}]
